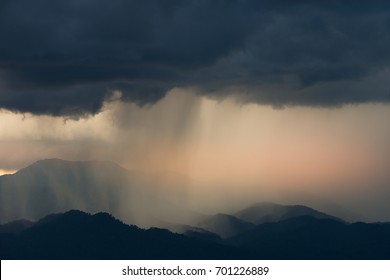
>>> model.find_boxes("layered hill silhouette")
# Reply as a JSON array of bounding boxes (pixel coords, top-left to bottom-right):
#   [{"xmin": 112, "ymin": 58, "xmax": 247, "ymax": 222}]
[
  {"xmin": 1, "ymin": 210, "xmax": 390, "ymax": 260},
  {"xmin": 1, "ymin": 159, "xmax": 390, "ymax": 259},
  {"xmin": 0, "ymin": 210, "xmax": 249, "ymax": 260},
  {"xmin": 181, "ymin": 202, "xmax": 342, "ymax": 239}
]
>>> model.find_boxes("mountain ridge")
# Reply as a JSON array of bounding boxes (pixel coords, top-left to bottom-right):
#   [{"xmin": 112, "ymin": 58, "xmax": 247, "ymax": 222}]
[
  {"xmin": 2, "ymin": 210, "xmax": 390, "ymax": 260},
  {"xmin": 0, "ymin": 210, "xmax": 250, "ymax": 260},
  {"xmin": 234, "ymin": 202, "xmax": 343, "ymax": 225}
]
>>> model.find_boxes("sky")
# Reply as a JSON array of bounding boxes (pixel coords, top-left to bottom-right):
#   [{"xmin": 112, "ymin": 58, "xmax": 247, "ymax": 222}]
[{"xmin": 1, "ymin": 0, "xmax": 390, "ymax": 221}]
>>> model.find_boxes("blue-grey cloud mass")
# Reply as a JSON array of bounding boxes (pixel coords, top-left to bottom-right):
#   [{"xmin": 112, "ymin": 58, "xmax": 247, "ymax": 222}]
[{"xmin": 1, "ymin": 0, "xmax": 390, "ymax": 116}]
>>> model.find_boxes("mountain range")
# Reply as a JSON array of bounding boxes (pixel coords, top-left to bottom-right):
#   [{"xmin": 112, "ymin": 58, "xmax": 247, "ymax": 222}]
[
  {"xmin": 0, "ymin": 210, "xmax": 249, "ymax": 259},
  {"xmin": 1, "ymin": 159, "xmax": 390, "ymax": 259},
  {"xmin": 1, "ymin": 209, "xmax": 389, "ymax": 259}
]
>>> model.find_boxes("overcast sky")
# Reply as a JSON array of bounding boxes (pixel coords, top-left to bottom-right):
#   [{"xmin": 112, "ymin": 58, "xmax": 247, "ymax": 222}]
[{"xmin": 1, "ymin": 0, "xmax": 390, "ymax": 221}]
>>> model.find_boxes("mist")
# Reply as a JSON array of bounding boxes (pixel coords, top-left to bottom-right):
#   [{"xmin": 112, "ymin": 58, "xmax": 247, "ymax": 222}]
[{"xmin": 1, "ymin": 89, "xmax": 390, "ymax": 224}]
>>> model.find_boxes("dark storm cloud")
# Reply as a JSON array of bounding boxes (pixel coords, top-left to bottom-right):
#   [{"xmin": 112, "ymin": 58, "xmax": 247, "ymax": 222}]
[{"xmin": 1, "ymin": 0, "xmax": 390, "ymax": 116}]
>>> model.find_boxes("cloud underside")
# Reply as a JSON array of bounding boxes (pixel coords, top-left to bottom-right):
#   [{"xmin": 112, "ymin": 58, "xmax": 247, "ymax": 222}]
[{"xmin": 1, "ymin": 0, "xmax": 390, "ymax": 116}]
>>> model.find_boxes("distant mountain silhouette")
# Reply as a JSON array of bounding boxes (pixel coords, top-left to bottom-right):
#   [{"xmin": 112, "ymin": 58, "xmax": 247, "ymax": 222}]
[
  {"xmin": 196, "ymin": 213, "xmax": 254, "ymax": 238},
  {"xmin": 0, "ymin": 159, "xmax": 199, "ymax": 227},
  {"xmin": 235, "ymin": 202, "xmax": 342, "ymax": 225},
  {"xmin": 0, "ymin": 159, "xmax": 133, "ymax": 223},
  {"xmin": 0, "ymin": 210, "xmax": 250, "ymax": 260},
  {"xmin": 188, "ymin": 203, "xmax": 342, "ymax": 240}
]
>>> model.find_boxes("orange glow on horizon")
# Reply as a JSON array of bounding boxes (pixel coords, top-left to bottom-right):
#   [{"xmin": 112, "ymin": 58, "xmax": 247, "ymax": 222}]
[{"xmin": 0, "ymin": 169, "xmax": 17, "ymax": 176}]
